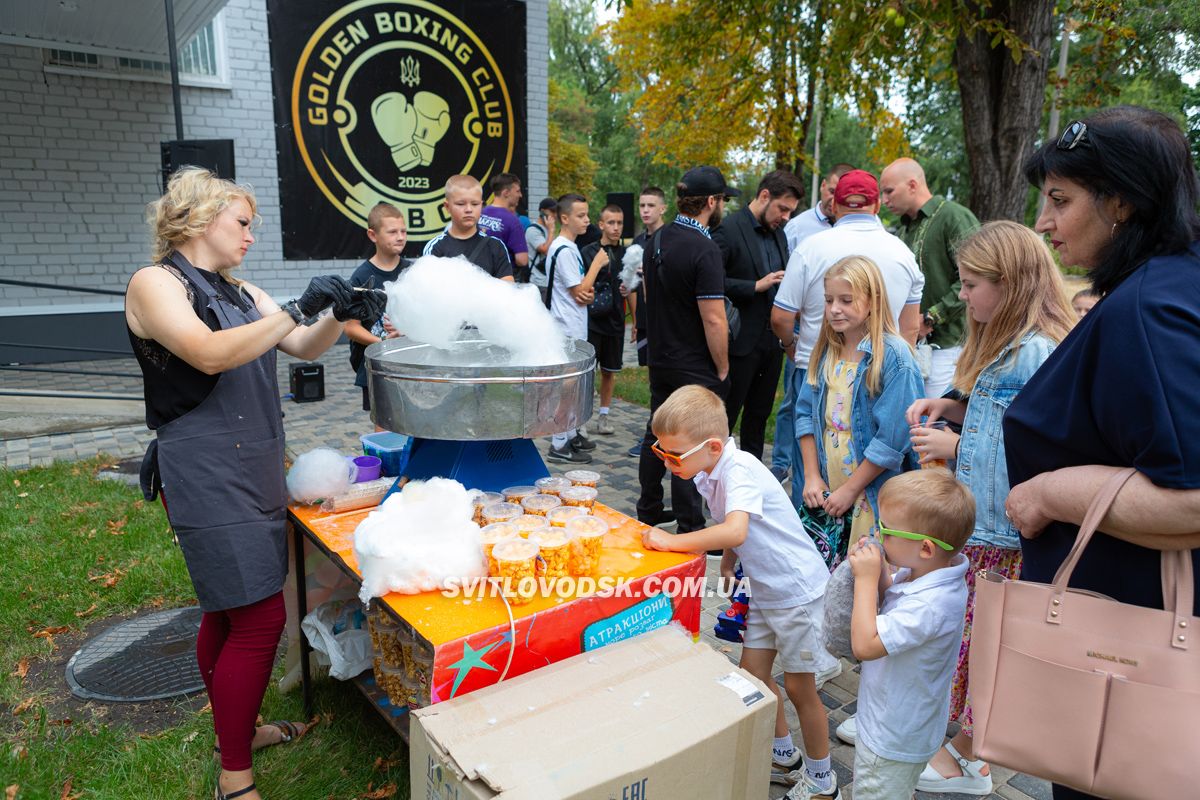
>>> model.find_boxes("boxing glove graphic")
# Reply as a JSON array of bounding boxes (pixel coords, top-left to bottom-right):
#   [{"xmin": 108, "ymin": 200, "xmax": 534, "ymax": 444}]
[{"xmin": 372, "ymin": 91, "xmax": 450, "ymax": 172}]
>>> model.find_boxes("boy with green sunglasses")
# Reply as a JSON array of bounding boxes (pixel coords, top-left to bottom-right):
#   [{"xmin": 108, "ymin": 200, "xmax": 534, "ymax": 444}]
[{"xmin": 842, "ymin": 469, "xmax": 973, "ymax": 800}]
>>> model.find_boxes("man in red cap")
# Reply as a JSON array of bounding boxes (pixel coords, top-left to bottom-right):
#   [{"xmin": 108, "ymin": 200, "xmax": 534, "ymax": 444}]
[{"xmin": 769, "ymin": 169, "xmax": 925, "ymax": 502}]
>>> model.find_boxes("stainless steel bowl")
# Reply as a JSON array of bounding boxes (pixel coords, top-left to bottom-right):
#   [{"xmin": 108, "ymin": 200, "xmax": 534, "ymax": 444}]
[{"xmin": 365, "ymin": 336, "xmax": 595, "ymax": 440}]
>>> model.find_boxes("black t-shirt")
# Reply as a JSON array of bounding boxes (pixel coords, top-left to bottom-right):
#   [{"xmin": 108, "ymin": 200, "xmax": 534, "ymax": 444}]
[
  {"xmin": 348, "ymin": 257, "xmax": 411, "ymax": 375},
  {"xmin": 129, "ymin": 264, "xmax": 254, "ymax": 429},
  {"xmin": 423, "ymin": 231, "xmax": 514, "ymax": 279},
  {"xmin": 644, "ymin": 220, "xmax": 725, "ymax": 375},
  {"xmin": 580, "ymin": 241, "xmax": 626, "ymax": 337},
  {"xmin": 1004, "ymin": 245, "xmax": 1200, "ymax": 613}
]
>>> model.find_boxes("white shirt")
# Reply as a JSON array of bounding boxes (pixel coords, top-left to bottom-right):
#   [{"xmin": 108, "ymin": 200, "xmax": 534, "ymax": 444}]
[
  {"xmin": 773, "ymin": 214, "xmax": 925, "ymax": 365},
  {"xmin": 857, "ymin": 555, "xmax": 969, "ymax": 763},
  {"xmin": 784, "ymin": 205, "xmax": 833, "ymax": 253},
  {"xmin": 546, "ymin": 236, "xmax": 586, "ymax": 339},
  {"xmin": 693, "ymin": 439, "xmax": 830, "ymax": 609}
]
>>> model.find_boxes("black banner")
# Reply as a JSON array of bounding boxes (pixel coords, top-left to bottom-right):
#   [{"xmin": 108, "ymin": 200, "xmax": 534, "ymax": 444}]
[{"xmin": 268, "ymin": 0, "xmax": 528, "ymax": 260}]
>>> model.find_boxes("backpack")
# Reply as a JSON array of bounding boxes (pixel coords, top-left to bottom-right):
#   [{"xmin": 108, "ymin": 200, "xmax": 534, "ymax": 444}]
[
  {"xmin": 544, "ymin": 243, "xmax": 572, "ymax": 311},
  {"xmin": 528, "ymin": 223, "xmax": 549, "ymax": 288}
]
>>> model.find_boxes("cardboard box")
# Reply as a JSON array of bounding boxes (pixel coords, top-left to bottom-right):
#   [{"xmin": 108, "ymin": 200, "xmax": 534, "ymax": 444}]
[{"xmin": 410, "ymin": 626, "xmax": 777, "ymax": 800}]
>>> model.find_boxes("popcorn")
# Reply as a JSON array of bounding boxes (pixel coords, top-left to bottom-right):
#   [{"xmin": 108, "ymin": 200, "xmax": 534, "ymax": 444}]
[
  {"xmin": 567, "ymin": 515, "xmax": 609, "ymax": 576},
  {"xmin": 481, "ymin": 501, "xmax": 522, "ymax": 526},
  {"xmin": 564, "ymin": 469, "xmax": 601, "ymax": 488},
  {"xmin": 502, "ymin": 485, "xmax": 537, "ymax": 503},
  {"xmin": 560, "ymin": 485, "xmax": 598, "ymax": 509},
  {"xmin": 547, "ymin": 506, "xmax": 588, "ymax": 528},
  {"xmin": 534, "ymin": 476, "xmax": 573, "ymax": 496},
  {"xmin": 492, "ymin": 539, "xmax": 540, "ymax": 605},
  {"xmin": 513, "ymin": 514, "xmax": 550, "ymax": 538},
  {"xmin": 531, "ymin": 528, "xmax": 570, "ymax": 580},
  {"xmin": 471, "ymin": 491, "xmax": 504, "ymax": 525},
  {"xmin": 521, "ymin": 493, "xmax": 562, "ymax": 516},
  {"xmin": 480, "ymin": 521, "xmax": 519, "ymax": 575}
]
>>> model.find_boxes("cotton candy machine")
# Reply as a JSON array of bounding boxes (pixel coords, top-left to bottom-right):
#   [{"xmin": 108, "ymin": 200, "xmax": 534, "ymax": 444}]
[{"xmin": 364, "ymin": 334, "xmax": 595, "ymax": 491}]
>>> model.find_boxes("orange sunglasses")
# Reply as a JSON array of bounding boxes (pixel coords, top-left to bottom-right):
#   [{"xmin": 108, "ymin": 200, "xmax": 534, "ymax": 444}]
[{"xmin": 650, "ymin": 438, "xmax": 720, "ymax": 467}]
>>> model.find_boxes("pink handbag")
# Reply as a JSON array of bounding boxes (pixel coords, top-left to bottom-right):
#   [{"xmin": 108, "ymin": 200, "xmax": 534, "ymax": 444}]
[{"xmin": 970, "ymin": 468, "xmax": 1200, "ymax": 799}]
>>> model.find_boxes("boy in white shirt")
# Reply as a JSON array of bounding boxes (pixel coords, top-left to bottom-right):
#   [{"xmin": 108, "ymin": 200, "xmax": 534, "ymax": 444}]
[
  {"xmin": 642, "ymin": 386, "xmax": 842, "ymax": 799},
  {"xmin": 545, "ymin": 193, "xmax": 607, "ymax": 464},
  {"xmin": 845, "ymin": 469, "xmax": 972, "ymax": 799}
]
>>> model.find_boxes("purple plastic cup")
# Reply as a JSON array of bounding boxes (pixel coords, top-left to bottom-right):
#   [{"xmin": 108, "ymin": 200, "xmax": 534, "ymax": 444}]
[{"xmin": 352, "ymin": 455, "xmax": 382, "ymax": 482}]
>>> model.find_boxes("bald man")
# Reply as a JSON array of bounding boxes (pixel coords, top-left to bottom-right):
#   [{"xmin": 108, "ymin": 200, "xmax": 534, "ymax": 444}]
[{"xmin": 880, "ymin": 158, "xmax": 979, "ymax": 398}]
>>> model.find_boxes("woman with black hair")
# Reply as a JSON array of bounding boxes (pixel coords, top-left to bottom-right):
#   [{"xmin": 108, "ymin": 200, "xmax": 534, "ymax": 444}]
[{"xmin": 1003, "ymin": 106, "xmax": 1200, "ymax": 799}]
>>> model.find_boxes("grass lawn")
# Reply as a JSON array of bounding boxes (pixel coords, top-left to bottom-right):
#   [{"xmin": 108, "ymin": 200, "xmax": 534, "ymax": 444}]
[
  {"xmin": 613, "ymin": 365, "xmax": 789, "ymax": 446},
  {"xmin": 0, "ymin": 458, "xmax": 409, "ymax": 799}
]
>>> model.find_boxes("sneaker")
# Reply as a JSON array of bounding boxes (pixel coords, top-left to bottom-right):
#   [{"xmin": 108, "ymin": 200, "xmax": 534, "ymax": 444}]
[
  {"xmin": 834, "ymin": 714, "xmax": 856, "ymax": 745},
  {"xmin": 781, "ymin": 772, "xmax": 839, "ymax": 799},
  {"xmin": 914, "ymin": 743, "xmax": 993, "ymax": 795},
  {"xmin": 570, "ymin": 432, "xmax": 596, "ymax": 452},
  {"xmin": 627, "ymin": 442, "xmax": 643, "ymax": 457},
  {"xmin": 595, "ymin": 415, "xmax": 615, "ymax": 435},
  {"xmin": 548, "ymin": 443, "xmax": 593, "ymax": 464},
  {"xmin": 769, "ymin": 750, "xmax": 803, "ymax": 785},
  {"xmin": 654, "ymin": 510, "xmax": 677, "ymax": 529}
]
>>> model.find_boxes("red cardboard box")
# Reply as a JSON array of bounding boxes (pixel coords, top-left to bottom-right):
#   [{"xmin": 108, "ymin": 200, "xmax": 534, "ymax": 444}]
[{"xmin": 290, "ymin": 503, "xmax": 705, "ymax": 708}]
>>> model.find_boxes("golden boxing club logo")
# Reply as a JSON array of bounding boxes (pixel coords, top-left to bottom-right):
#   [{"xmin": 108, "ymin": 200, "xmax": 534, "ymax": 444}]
[{"xmin": 290, "ymin": 0, "xmax": 516, "ymax": 241}]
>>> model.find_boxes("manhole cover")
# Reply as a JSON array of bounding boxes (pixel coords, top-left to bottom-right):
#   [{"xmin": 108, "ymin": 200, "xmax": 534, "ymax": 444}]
[{"xmin": 66, "ymin": 607, "xmax": 205, "ymax": 702}]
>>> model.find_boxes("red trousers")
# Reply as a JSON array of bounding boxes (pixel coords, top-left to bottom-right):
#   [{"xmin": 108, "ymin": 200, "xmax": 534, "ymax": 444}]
[{"xmin": 196, "ymin": 591, "xmax": 286, "ymax": 772}]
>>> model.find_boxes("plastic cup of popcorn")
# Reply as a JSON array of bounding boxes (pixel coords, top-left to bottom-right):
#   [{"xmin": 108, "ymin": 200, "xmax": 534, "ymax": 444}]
[
  {"xmin": 567, "ymin": 515, "xmax": 609, "ymax": 576},
  {"xmin": 560, "ymin": 485, "xmax": 598, "ymax": 510},
  {"xmin": 409, "ymin": 643, "xmax": 434, "ymax": 707},
  {"xmin": 502, "ymin": 485, "xmax": 538, "ymax": 504},
  {"xmin": 534, "ymin": 476, "xmax": 573, "ymax": 496},
  {"xmin": 513, "ymin": 514, "xmax": 550, "ymax": 539},
  {"xmin": 471, "ymin": 491, "xmax": 504, "ymax": 525},
  {"xmin": 481, "ymin": 501, "xmax": 522, "ymax": 526},
  {"xmin": 531, "ymin": 527, "xmax": 571, "ymax": 580},
  {"xmin": 492, "ymin": 539, "xmax": 540, "ymax": 606},
  {"xmin": 547, "ymin": 506, "xmax": 588, "ymax": 528},
  {"xmin": 564, "ymin": 469, "xmax": 601, "ymax": 488},
  {"xmin": 480, "ymin": 521, "xmax": 519, "ymax": 576},
  {"xmin": 377, "ymin": 662, "xmax": 407, "ymax": 708},
  {"xmin": 521, "ymin": 493, "xmax": 562, "ymax": 516}
]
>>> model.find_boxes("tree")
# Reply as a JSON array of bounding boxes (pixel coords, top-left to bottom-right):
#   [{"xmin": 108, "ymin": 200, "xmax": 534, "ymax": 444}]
[{"xmin": 548, "ymin": 79, "xmax": 598, "ymax": 199}]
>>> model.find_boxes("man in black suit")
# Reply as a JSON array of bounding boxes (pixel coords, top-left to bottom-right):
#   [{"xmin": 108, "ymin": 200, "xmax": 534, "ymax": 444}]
[{"xmin": 712, "ymin": 170, "xmax": 803, "ymax": 460}]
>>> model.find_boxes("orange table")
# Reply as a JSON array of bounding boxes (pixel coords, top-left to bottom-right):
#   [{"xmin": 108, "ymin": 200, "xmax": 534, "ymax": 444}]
[{"xmin": 289, "ymin": 501, "xmax": 705, "ymax": 737}]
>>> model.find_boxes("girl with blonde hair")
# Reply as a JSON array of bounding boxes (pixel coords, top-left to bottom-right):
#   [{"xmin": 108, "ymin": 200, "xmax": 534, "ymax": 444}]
[
  {"xmin": 905, "ymin": 220, "xmax": 1075, "ymax": 795},
  {"xmin": 796, "ymin": 256, "xmax": 923, "ymax": 549},
  {"xmin": 126, "ymin": 168, "xmax": 383, "ymax": 800}
]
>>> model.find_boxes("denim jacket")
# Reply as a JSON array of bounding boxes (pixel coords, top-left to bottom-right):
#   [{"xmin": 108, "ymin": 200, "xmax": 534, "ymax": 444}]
[
  {"xmin": 795, "ymin": 334, "xmax": 923, "ymax": 519},
  {"xmin": 956, "ymin": 332, "xmax": 1056, "ymax": 549}
]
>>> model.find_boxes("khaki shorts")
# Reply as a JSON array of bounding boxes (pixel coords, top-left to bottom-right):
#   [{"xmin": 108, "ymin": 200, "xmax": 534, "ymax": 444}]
[
  {"xmin": 742, "ymin": 595, "xmax": 839, "ymax": 674},
  {"xmin": 852, "ymin": 739, "xmax": 925, "ymax": 800}
]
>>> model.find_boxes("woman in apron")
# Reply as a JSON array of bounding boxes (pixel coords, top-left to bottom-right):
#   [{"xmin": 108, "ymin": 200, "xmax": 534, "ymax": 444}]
[{"xmin": 125, "ymin": 168, "xmax": 383, "ymax": 800}]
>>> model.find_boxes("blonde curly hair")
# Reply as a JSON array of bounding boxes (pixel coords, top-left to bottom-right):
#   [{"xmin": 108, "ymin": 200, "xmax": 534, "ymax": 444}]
[{"xmin": 147, "ymin": 167, "xmax": 257, "ymax": 282}]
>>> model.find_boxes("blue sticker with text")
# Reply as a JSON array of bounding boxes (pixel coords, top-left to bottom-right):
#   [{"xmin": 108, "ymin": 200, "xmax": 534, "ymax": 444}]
[{"xmin": 581, "ymin": 594, "xmax": 674, "ymax": 651}]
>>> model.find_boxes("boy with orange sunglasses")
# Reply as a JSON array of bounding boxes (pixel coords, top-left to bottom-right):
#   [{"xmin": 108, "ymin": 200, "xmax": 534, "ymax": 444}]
[{"xmin": 642, "ymin": 385, "xmax": 841, "ymax": 799}]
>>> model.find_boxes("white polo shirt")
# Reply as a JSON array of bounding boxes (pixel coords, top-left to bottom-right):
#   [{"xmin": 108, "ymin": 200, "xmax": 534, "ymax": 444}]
[
  {"xmin": 546, "ymin": 236, "xmax": 587, "ymax": 340},
  {"xmin": 857, "ymin": 555, "xmax": 969, "ymax": 763},
  {"xmin": 784, "ymin": 204, "xmax": 833, "ymax": 254},
  {"xmin": 773, "ymin": 214, "xmax": 925, "ymax": 365},
  {"xmin": 693, "ymin": 439, "xmax": 830, "ymax": 609}
]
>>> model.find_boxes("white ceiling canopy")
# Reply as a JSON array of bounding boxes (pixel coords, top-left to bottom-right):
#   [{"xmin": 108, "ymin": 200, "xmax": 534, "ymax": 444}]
[{"xmin": 1, "ymin": 0, "xmax": 228, "ymax": 57}]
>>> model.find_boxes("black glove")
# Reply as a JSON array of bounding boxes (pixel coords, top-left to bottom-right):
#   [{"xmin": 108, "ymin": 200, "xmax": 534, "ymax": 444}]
[
  {"xmin": 333, "ymin": 289, "xmax": 387, "ymax": 323},
  {"xmin": 296, "ymin": 275, "xmax": 354, "ymax": 319}
]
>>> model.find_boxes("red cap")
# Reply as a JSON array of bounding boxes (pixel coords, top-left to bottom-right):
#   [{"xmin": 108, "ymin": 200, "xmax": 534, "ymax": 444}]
[{"xmin": 833, "ymin": 169, "xmax": 879, "ymax": 209}]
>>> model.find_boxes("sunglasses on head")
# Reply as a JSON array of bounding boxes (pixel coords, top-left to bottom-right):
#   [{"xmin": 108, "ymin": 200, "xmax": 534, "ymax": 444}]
[
  {"xmin": 650, "ymin": 438, "xmax": 720, "ymax": 467},
  {"xmin": 1057, "ymin": 120, "xmax": 1089, "ymax": 151},
  {"xmin": 878, "ymin": 522, "xmax": 955, "ymax": 552}
]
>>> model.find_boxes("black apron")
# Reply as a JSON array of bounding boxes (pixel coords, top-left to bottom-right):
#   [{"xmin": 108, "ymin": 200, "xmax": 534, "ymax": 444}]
[{"xmin": 139, "ymin": 253, "xmax": 288, "ymax": 612}]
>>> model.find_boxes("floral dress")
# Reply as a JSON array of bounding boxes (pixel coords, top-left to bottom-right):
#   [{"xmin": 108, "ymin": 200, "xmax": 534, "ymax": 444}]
[{"xmin": 823, "ymin": 359, "xmax": 877, "ymax": 548}]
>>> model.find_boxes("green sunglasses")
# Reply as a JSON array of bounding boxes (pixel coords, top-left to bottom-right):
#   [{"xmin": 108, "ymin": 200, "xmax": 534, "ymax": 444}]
[{"xmin": 877, "ymin": 522, "xmax": 955, "ymax": 551}]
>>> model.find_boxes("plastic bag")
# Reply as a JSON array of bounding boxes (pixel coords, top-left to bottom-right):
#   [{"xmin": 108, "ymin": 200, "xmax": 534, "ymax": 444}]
[
  {"xmin": 822, "ymin": 538, "xmax": 885, "ymax": 664},
  {"xmin": 299, "ymin": 598, "xmax": 372, "ymax": 680}
]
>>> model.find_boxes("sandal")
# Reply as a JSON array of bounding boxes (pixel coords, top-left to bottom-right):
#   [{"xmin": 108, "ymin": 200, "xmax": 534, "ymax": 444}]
[
  {"xmin": 215, "ymin": 783, "xmax": 256, "ymax": 800},
  {"xmin": 212, "ymin": 720, "xmax": 309, "ymax": 758},
  {"xmin": 915, "ymin": 741, "xmax": 993, "ymax": 796}
]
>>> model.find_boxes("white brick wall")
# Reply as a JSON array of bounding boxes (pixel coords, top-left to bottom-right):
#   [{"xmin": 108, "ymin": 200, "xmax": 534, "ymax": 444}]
[{"xmin": 0, "ymin": 0, "xmax": 549, "ymax": 311}]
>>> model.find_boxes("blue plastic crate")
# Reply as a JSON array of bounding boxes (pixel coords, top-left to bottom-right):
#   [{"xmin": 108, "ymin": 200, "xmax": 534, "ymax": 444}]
[{"xmin": 360, "ymin": 431, "xmax": 411, "ymax": 478}]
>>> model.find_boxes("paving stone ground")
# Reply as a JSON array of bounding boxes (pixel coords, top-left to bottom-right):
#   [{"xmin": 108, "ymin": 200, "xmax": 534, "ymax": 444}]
[{"xmin": 1, "ymin": 347, "xmax": 1048, "ymax": 799}]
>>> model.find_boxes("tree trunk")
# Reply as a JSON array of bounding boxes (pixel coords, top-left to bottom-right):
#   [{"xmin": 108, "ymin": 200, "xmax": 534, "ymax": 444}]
[{"xmin": 954, "ymin": 0, "xmax": 1055, "ymax": 221}]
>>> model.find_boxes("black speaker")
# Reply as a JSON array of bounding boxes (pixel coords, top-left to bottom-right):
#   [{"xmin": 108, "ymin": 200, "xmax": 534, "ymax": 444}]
[
  {"xmin": 606, "ymin": 192, "xmax": 636, "ymax": 240},
  {"xmin": 289, "ymin": 362, "xmax": 325, "ymax": 403},
  {"xmin": 161, "ymin": 139, "xmax": 236, "ymax": 190}
]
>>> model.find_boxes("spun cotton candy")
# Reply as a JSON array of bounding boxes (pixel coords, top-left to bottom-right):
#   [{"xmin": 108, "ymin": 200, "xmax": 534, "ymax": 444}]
[
  {"xmin": 620, "ymin": 244, "xmax": 643, "ymax": 292},
  {"xmin": 354, "ymin": 477, "xmax": 486, "ymax": 601},
  {"xmin": 287, "ymin": 448, "xmax": 354, "ymax": 504},
  {"xmin": 386, "ymin": 255, "xmax": 570, "ymax": 365}
]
